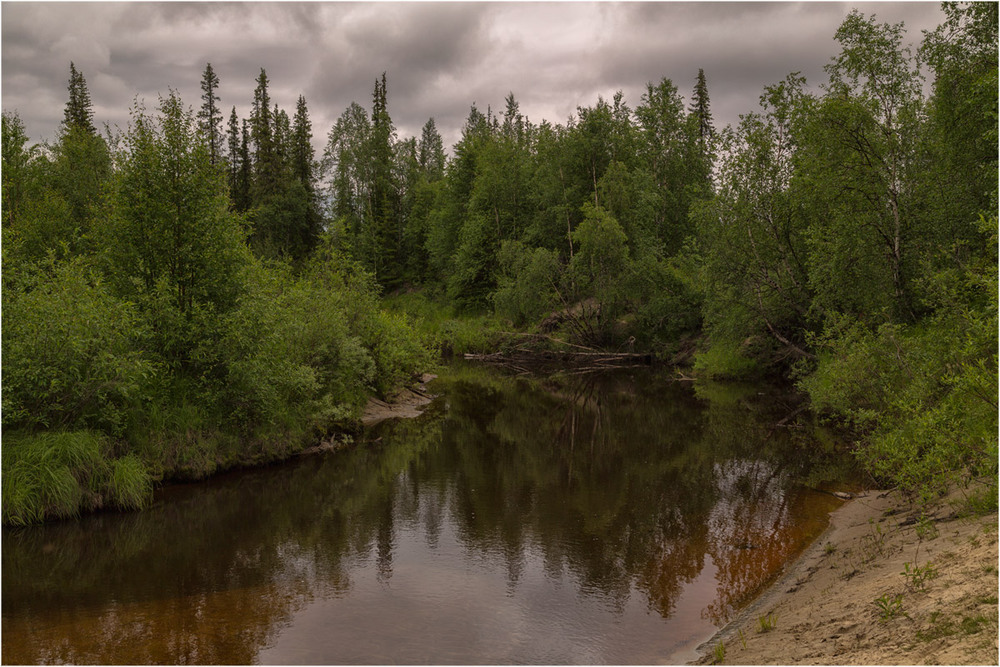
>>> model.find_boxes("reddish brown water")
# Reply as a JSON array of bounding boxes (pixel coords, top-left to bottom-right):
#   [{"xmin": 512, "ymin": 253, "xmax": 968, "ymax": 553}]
[{"xmin": 2, "ymin": 365, "xmax": 853, "ymax": 664}]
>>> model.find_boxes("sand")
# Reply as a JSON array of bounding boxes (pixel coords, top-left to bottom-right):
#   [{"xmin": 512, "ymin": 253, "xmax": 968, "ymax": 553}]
[
  {"xmin": 695, "ymin": 487, "xmax": 999, "ymax": 665},
  {"xmin": 360, "ymin": 373, "xmax": 437, "ymax": 426}
]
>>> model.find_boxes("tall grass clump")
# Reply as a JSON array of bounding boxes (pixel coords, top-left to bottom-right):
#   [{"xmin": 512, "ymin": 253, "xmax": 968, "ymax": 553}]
[{"xmin": 1, "ymin": 430, "xmax": 152, "ymax": 525}]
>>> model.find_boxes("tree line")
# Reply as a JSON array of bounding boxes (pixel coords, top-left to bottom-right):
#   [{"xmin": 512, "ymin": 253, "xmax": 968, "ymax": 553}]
[{"xmin": 2, "ymin": 2, "xmax": 996, "ymax": 523}]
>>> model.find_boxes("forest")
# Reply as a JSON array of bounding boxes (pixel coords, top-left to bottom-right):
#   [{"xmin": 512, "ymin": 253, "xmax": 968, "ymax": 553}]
[{"xmin": 2, "ymin": 3, "xmax": 996, "ymax": 525}]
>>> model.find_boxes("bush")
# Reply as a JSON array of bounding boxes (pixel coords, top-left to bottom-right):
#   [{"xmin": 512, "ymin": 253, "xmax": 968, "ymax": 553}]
[
  {"xmin": 801, "ymin": 222, "xmax": 998, "ymax": 499},
  {"xmin": 2, "ymin": 258, "xmax": 151, "ymax": 436}
]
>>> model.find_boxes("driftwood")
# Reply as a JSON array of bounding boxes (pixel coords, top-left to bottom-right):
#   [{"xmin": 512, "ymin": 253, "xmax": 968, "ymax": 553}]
[{"xmin": 464, "ymin": 349, "xmax": 654, "ymax": 367}]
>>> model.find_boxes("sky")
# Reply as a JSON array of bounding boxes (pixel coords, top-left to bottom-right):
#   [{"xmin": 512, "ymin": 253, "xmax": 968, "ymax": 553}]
[{"xmin": 2, "ymin": 1, "xmax": 946, "ymax": 155}]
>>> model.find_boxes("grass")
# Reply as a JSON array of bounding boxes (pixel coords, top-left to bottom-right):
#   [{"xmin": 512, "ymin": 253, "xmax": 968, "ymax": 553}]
[
  {"xmin": 2, "ymin": 429, "xmax": 153, "ymax": 526},
  {"xmin": 381, "ymin": 289, "xmax": 506, "ymax": 356},
  {"xmin": 711, "ymin": 641, "xmax": 726, "ymax": 664},
  {"xmin": 960, "ymin": 614, "xmax": 991, "ymax": 635},
  {"xmin": 916, "ymin": 611, "xmax": 958, "ymax": 642},
  {"xmin": 757, "ymin": 612, "xmax": 778, "ymax": 633}
]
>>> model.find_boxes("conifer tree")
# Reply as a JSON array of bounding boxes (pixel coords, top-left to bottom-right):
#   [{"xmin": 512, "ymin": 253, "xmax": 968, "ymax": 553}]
[
  {"xmin": 417, "ymin": 117, "xmax": 445, "ymax": 179},
  {"xmin": 273, "ymin": 104, "xmax": 291, "ymax": 175},
  {"xmin": 250, "ymin": 68, "xmax": 277, "ymax": 200},
  {"xmin": 291, "ymin": 95, "xmax": 315, "ymax": 193},
  {"xmin": 369, "ymin": 72, "xmax": 399, "ymax": 285},
  {"xmin": 197, "ymin": 63, "xmax": 224, "ymax": 165},
  {"xmin": 233, "ymin": 119, "xmax": 253, "ymax": 212},
  {"xmin": 62, "ymin": 62, "xmax": 96, "ymax": 134},
  {"xmin": 689, "ymin": 68, "xmax": 715, "ymax": 145},
  {"xmin": 226, "ymin": 106, "xmax": 241, "ymax": 205},
  {"xmin": 290, "ymin": 94, "xmax": 322, "ymax": 256}
]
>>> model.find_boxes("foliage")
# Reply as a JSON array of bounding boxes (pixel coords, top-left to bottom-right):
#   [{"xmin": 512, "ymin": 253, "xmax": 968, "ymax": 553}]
[
  {"xmin": 901, "ymin": 561, "xmax": 937, "ymax": 590},
  {"xmin": 801, "ymin": 217, "xmax": 997, "ymax": 497},
  {"xmin": 875, "ymin": 593, "xmax": 906, "ymax": 621},
  {"xmin": 2, "ymin": 257, "xmax": 151, "ymax": 436},
  {"xmin": 493, "ymin": 240, "xmax": 562, "ymax": 327},
  {"xmin": 1, "ymin": 430, "xmax": 152, "ymax": 525},
  {"xmin": 3, "ymin": 5, "xmax": 996, "ymax": 524}
]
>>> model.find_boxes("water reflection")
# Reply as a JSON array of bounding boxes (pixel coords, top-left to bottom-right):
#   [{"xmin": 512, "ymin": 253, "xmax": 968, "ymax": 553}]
[{"xmin": 2, "ymin": 363, "xmax": 855, "ymax": 664}]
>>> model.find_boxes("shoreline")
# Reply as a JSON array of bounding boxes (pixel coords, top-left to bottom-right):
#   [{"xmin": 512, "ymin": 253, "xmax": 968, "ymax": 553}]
[{"xmin": 692, "ymin": 487, "xmax": 998, "ymax": 665}]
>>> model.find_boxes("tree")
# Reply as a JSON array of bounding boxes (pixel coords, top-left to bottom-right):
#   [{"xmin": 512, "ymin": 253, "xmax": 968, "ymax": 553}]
[
  {"xmin": 695, "ymin": 73, "xmax": 816, "ymax": 369},
  {"xmin": 636, "ymin": 78, "xmax": 697, "ymax": 253},
  {"xmin": 324, "ymin": 101, "xmax": 373, "ymax": 258},
  {"xmin": 226, "ymin": 107, "xmax": 244, "ymax": 209},
  {"xmin": 1, "ymin": 112, "xmax": 38, "ymax": 228},
  {"xmin": 103, "ymin": 90, "xmax": 249, "ymax": 370},
  {"xmin": 291, "ymin": 95, "xmax": 315, "ymax": 193},
  {"xmin": 46, "ymin": 63, "xmax": 112, "ymax": 251},
  {"xmin": 797, "ymin": 11, "xmax": 924, "ymax": 321},
  {"xmin": 250, "ymin": 68, "xmax": 279, "ymax": 202},
  {"xmin": 197, "ymin": 63, "xmax": 224, "ymax": 166},
  {"xmin": 368, "ymin": 72, "xmax": 400, "ymax": 286},
  {"xmin": 688, "ymin": 68, "xmax": 715, "ymax": 146},
  {"xmin": 235, "ymin": 119, "xmax": 253, "ymax": 213},
  {"xmin": 62, "ymin": 62, "xmax": 95, "ymax": 135},
  {"xmin": 417, "ymin": 117, "xmax": 446, "ymax": 180},
  {"xmin": 918, "ymin": 1, "xmax": 998, "ymax": 238}
]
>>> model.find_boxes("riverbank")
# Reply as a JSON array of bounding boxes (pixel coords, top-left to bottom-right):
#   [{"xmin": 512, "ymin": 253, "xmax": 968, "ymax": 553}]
[{"xmin": 695, "ymin": 486, "xmax": 998, "ymax": 665}]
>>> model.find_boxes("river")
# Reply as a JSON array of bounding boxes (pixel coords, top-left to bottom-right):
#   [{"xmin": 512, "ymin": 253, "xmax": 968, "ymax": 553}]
[{"xmin": 2, "ymin": 362, "xmax": 857, "ymax": 664}]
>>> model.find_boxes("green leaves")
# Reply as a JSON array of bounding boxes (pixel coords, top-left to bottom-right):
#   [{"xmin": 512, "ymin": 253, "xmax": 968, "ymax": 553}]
[{"xmin": 2, "ymin": 258, "xmax": 151, "ymax": 435}]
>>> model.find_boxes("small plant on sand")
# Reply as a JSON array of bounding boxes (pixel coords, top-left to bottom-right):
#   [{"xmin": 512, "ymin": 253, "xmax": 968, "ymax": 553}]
[
  {"xmin": 901, "ymin": 561, "xmax": 937, "ymax": 590},
  {"xmin": 824, "ymin": 541, "xmax": 836, "ymax": 555},
  {"xmin": 875, "ymin": 593, "xmax": 905, "ymax": 621},
  {"xmin": 916, "ymin": 611, "xmax": 958, "ymax": 642},
  {"xmin": 737, "ymin": 628, "xmax": 748, "ymax": 650},
  {"xmin": 757, "ymin": 612, "xmax": 777, "ymax": 633},
  {"xmin": 711, "ymin": 640, "xmax": 725, "ymax": 664},
  {"xmin": 960, "ymin": 614, "xmax": 990, "ymax": 635},
  {"xmin": 860, "ymin": 519, "xmax": 888, "ymax": 562},
  {"xmin": 915, "ymin": 514, "xmax": 938, "ymax": 541}
]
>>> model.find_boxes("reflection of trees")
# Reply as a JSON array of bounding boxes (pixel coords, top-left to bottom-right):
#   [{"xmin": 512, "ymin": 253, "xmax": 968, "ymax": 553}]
[
  {"xmin": 2, "ymin": 413, "xmax": 445, "ymax": 664},
  {"xmin": 2, "ymin": 364, "xmax": 856, "ymax": 663},
  {"xmin": 696, "ymin": 383, "xmax": 850, "ymax": 626}
]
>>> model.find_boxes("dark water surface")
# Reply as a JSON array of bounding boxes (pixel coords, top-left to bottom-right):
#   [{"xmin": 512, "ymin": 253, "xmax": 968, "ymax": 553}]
[{"xmin": 2, "ymin": 363, "xmax": 857, "ymax": 664}]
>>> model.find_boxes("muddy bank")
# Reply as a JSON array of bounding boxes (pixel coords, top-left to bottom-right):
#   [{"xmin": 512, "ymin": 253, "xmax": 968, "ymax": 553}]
[{"xmin": 695, "ymin": 487, "xmax": 998, "ymax": 665}]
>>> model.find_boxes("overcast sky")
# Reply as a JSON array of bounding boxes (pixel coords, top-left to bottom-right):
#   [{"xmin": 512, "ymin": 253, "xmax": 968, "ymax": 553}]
[{"xmin": 2, "ymin": 1, "xmax": 945, "ymax": 154}]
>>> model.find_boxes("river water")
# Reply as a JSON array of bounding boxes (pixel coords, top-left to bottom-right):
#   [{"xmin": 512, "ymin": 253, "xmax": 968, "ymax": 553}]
[{"xmin": 2, "ymin": 363, "xmax": 856, "ymax": 664}]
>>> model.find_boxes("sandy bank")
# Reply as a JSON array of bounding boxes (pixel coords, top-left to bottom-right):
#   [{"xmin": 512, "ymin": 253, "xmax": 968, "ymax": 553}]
[
  {"xmin": 360, "ymin": 373, "xmax": 437, "ymax": 426},
  {"xmin": 695, "ymin": 487, "xmax": 998, "ymax": 665}
]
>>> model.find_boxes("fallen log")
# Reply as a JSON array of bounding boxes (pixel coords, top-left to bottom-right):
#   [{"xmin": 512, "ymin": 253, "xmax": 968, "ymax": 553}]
[{"xmin": 464, "ymin": 349, "xmax": 654, "ymax": 366}]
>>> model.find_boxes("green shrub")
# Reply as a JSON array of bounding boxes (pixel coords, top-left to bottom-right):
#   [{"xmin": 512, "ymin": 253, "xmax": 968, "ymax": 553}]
[
  {"xmin": 694, "ymin": 337, "xmax": 764, "ymax": 379},
  {"xmin": 2, "ymin": 258, "xmax": 152, "ymax": 436},
  {"xmin": 801, "ymin": 223, "xmax": 997, "ymax": 500}
]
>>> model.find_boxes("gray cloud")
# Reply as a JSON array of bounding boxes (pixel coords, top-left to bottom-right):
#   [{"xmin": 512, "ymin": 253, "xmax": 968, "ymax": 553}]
[{"xmin": 3, "ymin": 2, "xmax": 945, "ymax": 153}]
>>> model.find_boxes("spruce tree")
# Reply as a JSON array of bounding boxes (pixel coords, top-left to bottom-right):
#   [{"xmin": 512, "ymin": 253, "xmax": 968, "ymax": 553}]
[
  {"xmin": 417, "ymin": 117, "xmax": 445, "ymax": 180},
  {"xmin": 197, "ymin": 63, "xmax": 223, "ymax": 165},
  {"xmin": 234, "ymin": 119, "xmax": 253, "ymax": 212},
  {"xmin": 226, "ymin": 106, "xmax": 241, "ymax": 206},
  {"xmin": 291, "ymin": 95, "xmax": 315, "ymax": 193},
  {"xmin": 290, "ymin": 95, "xmax": 321, "ymax": 256},
  {"xmin": 250, "ymin": 68, "xmax": 276, "ymax": 200},
  {"xmin": 62, "ymin": 62, "xmax": 95, "ymax": 134},
  {"xmin": 689, "ymin": 68, "xmax": 715, "ymax": 145},
  {"xmin": 369, "ymin": 72, "xmax": 399, "ymax": 285}
]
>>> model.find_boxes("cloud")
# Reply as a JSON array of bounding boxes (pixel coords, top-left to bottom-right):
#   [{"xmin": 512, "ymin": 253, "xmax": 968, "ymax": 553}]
[{"xmin": 2, "ymin": 2, "xmax": 946, "ymax": 151}]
